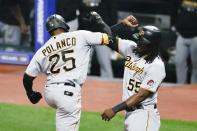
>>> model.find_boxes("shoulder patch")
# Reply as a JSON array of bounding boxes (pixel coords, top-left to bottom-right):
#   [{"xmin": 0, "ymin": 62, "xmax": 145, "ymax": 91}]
[{"xmin": 147, "ymin": 80, "xmax": 154, "ymax": 87}]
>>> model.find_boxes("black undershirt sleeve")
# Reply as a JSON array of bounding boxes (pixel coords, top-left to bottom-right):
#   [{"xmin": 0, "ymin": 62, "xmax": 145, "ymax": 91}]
[
  {"xmin": 111, "ymin": 23, "xmax": 125, "ymax": 36},
  {"xmin": 111, "ymin": 23, "xmax": 138, "ymax": 41},
  {"xmin": 23, "ymin": 73, "xmax": 35, "ymax": 94},
  {"xmin": 107, "ymin": 35, "xmax": 119, "ymax": 52}
]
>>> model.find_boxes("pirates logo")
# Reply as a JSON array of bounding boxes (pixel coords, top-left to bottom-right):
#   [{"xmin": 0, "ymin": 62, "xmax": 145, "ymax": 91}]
[
  {"xmin": 49, "ymin": 21, "xmax": 54, "ymax": 27},
  {"xmin": 147, "ymin": 80, "xmax": 154, "ymax": 87}
]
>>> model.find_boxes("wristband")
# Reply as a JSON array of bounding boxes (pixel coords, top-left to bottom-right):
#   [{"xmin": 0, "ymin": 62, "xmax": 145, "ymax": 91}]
[{"xmin": 112, "ymin": 101, "xmax": 128, "ymax": 113}]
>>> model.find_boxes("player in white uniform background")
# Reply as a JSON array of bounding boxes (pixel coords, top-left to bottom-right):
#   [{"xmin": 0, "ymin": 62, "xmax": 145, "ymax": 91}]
[
  {"xmin": 22, "ymin": 14, "xmax": 109, "ymax": 131},
  {"xmin": 87, "ymin": 12, "xmax": 166, "ymax": 131}
]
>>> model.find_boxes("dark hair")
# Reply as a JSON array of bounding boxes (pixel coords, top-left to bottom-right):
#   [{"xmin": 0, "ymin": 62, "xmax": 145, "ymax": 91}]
[{"xmin": 133, "ymin": 42, "xmax": 159, "ymax": 63}]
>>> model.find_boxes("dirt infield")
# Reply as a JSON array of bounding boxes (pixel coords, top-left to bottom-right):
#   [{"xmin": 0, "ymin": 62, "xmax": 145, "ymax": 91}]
[{"xmin": 0, "ymin": 64, "xmax": 197, "ymax": 121}]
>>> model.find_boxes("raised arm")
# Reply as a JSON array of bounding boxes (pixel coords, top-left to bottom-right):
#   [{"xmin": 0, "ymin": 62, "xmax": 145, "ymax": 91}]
[
  {"xmin": 85, "ymin": 12, "xmax": 138, "ymax": 53},
  {"xmin": 111, "ymin": 15, "xmax": 138, "ymax": 38}
]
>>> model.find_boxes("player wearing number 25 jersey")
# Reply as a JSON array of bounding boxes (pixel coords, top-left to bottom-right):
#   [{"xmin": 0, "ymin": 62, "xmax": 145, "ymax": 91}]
[
  {"xmin": 26, "ymin": 29, "xmax": 107, "ymax": 85},
  {"xmin": 23, "ymin": 14, "xmax": 109, "ymax": 131}
]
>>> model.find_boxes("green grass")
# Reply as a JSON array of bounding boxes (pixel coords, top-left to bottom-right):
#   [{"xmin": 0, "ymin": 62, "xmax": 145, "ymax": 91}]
[
  {"xmin": 0, "ymin": 103, "xmax": 56, "ymax": 131},
  {"xmin": 0, "ymin": 103, "xmax": 197, "ymax": 131}
]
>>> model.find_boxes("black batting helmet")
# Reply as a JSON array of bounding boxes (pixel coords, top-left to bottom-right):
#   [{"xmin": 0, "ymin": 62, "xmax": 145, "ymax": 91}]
[
  {"xmin": 46, "ymin": 14, "xmax": 70, "ymax": 33},
  {"xmin": 132, "ymin": 25, "xmax": 161, "ymax": 45}
]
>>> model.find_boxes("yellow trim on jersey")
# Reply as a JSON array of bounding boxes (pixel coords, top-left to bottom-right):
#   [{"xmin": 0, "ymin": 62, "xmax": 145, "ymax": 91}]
[
  {"xmin": 184, "ymin": 0, "xmax": 197, "ymax": 7},
  {"xmin": 74, "ymin": 120, "xmax": 79, "ymax": 131},
  {"xmin": 146, "ymin": 111, "xmax": 150, "ymax": 131},
  {"xmin": 140, "ymin": 87, "xmax": 155, "ymax": 93},
  {"xmin": 101, "ymin": 33, "xmax": 109, "ymax": 45},
  {"xmin": 24, "ymin": 72, "xmax": 37, "ymax": 78},
  {"xmin": 74, "ymin": 93, "xmax": 81, "ymax": 131},
  {"xmin": 118, "ymin": 38, "xmax": 120, "ymax": 53}
]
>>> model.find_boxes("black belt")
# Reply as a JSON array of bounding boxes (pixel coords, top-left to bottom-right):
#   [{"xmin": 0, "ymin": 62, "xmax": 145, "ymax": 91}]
[
  {"xmin": 64, "ymin": 81, "xmax": 75, "ymax": 87},
  {"xmin": 51, "ymin": 80, "xmax": 75, "ymax": 87},
  {"xmin": 126, "ymin": 104, "xmax": 157, "ymax": 112}
]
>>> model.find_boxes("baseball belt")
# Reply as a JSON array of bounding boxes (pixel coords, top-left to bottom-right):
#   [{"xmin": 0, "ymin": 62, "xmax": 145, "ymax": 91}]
[
  {"xmin": 126, "ymin": 104, "xmax": 157, "ymax": 112},
  {"xmin": 50, "ymin": 80, "xmax": 76, "ymax": 87}
]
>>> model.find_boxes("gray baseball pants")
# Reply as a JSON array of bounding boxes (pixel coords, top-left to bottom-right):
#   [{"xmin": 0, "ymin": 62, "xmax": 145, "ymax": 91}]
[{"xmin": 175, "ymin": 35, "xmax": 197, "ymax": 84}]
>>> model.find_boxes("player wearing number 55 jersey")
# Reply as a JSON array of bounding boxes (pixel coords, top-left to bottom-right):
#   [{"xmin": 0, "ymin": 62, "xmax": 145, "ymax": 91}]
[
  {"xmin": 108, "ymin": 26, "xmax": 166, "ymax": 131},
  {"xmin": 22, "ymin": 14, "xmax": 109, "ymax": 131},
  {"xmin": 88, "ymin": 12, "xmax": 166, "ymax": 131}
]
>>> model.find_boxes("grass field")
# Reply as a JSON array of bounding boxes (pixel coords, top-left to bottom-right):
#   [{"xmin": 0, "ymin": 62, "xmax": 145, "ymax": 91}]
[{"xmin": 0, "ymin": 103, "xmax": 197, "ymax": 131}]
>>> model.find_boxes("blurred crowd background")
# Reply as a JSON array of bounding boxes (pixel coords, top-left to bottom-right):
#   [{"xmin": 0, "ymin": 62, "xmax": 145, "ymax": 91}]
[{"xmin": 0, "ymin": 0, "xmax": 197, "ymax": 84}]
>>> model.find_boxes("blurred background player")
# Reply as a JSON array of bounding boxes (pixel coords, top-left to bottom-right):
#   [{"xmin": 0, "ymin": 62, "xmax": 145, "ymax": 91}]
[
  {"xmin": 56, "ymin": 0, "xmax": 80, "ymax": 31},
  {"xmin": 78, "ymin": 0, "xmax": 118, "ymax": 78},
  {"xmin": 19, "ymin": 0, "xmax": 34, "ymax": 50},
  {"xmin": 0, "ymin": 0, "xmax": 28, "ymax": 51},
  {"xmin": 172, "ymin": 0, "xmax": 197, "ymax": 84}
]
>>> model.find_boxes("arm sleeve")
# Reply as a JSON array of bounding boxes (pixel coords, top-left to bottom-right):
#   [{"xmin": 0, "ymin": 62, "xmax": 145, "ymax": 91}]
[
  {"xmin": 111, "ymin": 23, "xmax": 125, "ymax": 36},
  {"xmin": 25, "ymin": 54, "xmax": 42, "ymax": 77},
  {"xmin": 140, "ymin": 64, "xmax": 166, "ymax": 93},
  {"xmin": 23, "ymin": 73, "xmax": 35, "ymax": 94},
  {"xmin": 111, "ymin": 23, "xmax": 138, "ymax": 40},
  {"xmin": 106, "ymin": 35, "xmax": 119, "ymax": 52}
]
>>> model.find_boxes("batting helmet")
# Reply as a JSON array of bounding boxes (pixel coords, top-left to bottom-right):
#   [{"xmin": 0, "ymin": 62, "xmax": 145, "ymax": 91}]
[
  {"xmin": 132, "ymin": 25, "xmax": 161, "ymax": 45},
  {"xmin": 46, "ymin": 14, "xmax": 70, "ymax": 33}
]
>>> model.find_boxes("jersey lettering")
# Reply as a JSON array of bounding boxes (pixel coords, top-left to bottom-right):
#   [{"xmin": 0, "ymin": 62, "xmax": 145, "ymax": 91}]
[
  {"xmin": 125, "ymin": 56, "xmax": 144, "ymax": 76},
  {"xmin": 42, "ymin": 37, "xmax": 76, "ymax": 56}
]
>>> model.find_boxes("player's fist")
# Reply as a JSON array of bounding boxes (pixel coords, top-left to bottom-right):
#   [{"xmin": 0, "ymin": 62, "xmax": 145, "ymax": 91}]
[
  {"xmin": 122, "ymin": 15, "xmax": 138, "ymax": 28},
  {"xmin": 27, "ymin": 91, "xmax": 42, "ymax": 104},
  {"xmin": 101, "ymin": 108, "xmax": 116, "ymax": 121},
  {"xmin": 85, "ymin": 11, "xmax": 104, "ymax": 25}
]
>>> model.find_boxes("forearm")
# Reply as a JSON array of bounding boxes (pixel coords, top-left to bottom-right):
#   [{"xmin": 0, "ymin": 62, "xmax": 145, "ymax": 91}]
[
  {"xmin": 9, "ymin": 4, "xmax": 26, "ymax": 25},
  {"xmin": 126, "ymin": 88, "xmax": 152, "ymax": 109},
  {"xmin": 111, "ymin": 23, "xmax": 125, "ymax": 36},
  {"xmin": 112, "ymin": 88, "xmax": 151, "ymax": 113},
  {"xmin": 23, "ymin": 73, "xmax": 35, "ymax": 94},
  {"xmin": 111, "ymin": 22, "xmax": 138, "ymax": 40},
  {"xmin": 23, "ymin": 73, "xmax": 42, "ymax": 104},
  {"xmin": 94, "ymin": 19, "xmax": 112, "ymax": 35},
  {"xmin": 125, "ymin": 93, "xmax": 147, "ymax": 108},
  {"xmin": 112, "ymin": 94, "xmax": 143, "ymax": 113}
]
